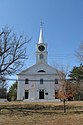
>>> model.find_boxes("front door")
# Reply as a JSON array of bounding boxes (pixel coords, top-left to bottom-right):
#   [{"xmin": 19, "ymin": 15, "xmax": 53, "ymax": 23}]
[{"xmin": 39, "ymin": 89, "xmax": 44, "ymax": 99}]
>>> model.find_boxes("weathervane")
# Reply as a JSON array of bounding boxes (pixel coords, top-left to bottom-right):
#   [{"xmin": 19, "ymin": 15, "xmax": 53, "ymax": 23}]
[{"xmin": 40, "ymin": 21, "xmax": 44, "ymax": 28}]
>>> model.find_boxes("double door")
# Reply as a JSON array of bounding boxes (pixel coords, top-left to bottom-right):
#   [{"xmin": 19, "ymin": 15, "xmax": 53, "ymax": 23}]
[{"xmin": 39, "ymin": 89, "xmax": 44, "ymax": 99}]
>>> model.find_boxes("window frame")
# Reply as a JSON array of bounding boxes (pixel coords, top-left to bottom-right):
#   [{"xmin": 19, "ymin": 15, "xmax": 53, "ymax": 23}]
[
  {"xmin": 38, "ymin": 70, "xmax": 45, "ymax": 72},
  {"xmin": 25, "ymin": 90, "xmax": 29, "ymax": 99},
  {"xmin": 25, "ymin": 78, "xmax": 29, "ymax": 84},
  {"xmin": 55, "ymin": 79, "xmax": 58, "ymax": 84},
  {"xmin": 55, "ymin": 90, "xmax": 58, "ymax": 99},
  {"xmin": 40, "ymin": 78, "xmax": 44, "ymax": 84},
  {"xmin": 40, "ymin": 54, "xmax": 44, "ymax": 59}
]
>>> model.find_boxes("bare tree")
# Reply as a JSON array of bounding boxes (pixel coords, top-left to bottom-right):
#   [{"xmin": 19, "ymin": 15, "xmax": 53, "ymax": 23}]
[
  {"xmin": 0, "ymin": 26, "xmax": 31, "ymax": 75},
  {"xmin": 76, "ymin": 42, "xmax": 83, "ymax": 62}
]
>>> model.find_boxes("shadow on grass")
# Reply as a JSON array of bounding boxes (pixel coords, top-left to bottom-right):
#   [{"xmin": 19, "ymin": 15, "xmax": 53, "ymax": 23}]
[{"xmin": 0, "ymin": 108, "xmax": 83, "ymax": 116}]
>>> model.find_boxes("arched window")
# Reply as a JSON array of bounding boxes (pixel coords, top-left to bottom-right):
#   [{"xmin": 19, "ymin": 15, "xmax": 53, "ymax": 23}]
[
  {"xmin": 25, "ymin": 79, "xmax": 29, "ymax": 84},
  {"xmin": 38, "ymin": 70, "xmax": 45, "ymax": 72},
  {"xmin": 40, "ymin": 54, "xmax": 43, "ymax": 59},
  {"xmin": 40, "ymin": 79, "xmax": 43, "ymax": 84}
]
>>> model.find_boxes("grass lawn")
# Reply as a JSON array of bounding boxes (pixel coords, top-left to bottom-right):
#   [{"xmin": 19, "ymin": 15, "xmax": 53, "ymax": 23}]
[{"xmin": 0, "ymin": 101, "xmax": 83, "ymax": 125}]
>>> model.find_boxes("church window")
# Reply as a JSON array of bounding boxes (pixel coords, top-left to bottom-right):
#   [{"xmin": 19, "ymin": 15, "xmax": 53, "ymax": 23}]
[
  {"xmin": 25, "ymin": 90, "xmax": 29, "ymax": 99},
  {"xmin": 38, "ymin": 70, "xmax": 45, "ymax": 72},
  {"xmin": 40, "ymin": 79, "xmax": 43, "ymax": 84},
  {"xmin": 55, "ymin": 90, "xmax": 58, "ymax": 99},
  {"xmin": 55, "ymin": 79, "xmax": 58, "ymax": 84},
  {"xmin": 25, "ymin": 79, "xmax": 29, "ymax": 84},
  {"xmin": 40, "ymin": 54, "xmax": 44, "ymax": 59}
]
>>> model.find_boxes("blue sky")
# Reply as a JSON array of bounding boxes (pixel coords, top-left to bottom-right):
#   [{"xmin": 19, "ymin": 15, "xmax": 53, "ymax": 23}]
[{"xmin": 0, "ymin": 0, "xmax": 83, "ymax": 79}]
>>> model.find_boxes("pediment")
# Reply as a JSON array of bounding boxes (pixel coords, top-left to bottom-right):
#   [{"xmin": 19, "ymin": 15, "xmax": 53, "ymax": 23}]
[{"xmin": 18, "ymin": 62, "xmax": 58, "ymax": 75}]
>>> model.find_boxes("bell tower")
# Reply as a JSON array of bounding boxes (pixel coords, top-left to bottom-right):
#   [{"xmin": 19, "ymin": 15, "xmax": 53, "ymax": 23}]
[{"xmin": 36, "ymin": 23, "xmax": 48, "ymax": 64}]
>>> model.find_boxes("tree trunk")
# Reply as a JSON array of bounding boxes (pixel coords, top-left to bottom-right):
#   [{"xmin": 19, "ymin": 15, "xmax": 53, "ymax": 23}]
[{"xmin": 63, "ymin": 99, "xmax": 66, "ymax": 113}]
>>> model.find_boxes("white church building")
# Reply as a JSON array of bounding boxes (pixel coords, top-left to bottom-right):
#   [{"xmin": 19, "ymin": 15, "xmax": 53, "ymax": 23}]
[{"xmin": 17, "ymin": 25, "xmax": 62, "ymax": 101}]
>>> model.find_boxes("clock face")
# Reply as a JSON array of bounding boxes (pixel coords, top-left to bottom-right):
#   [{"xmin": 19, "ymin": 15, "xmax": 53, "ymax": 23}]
[{"xmin": 38, "ymin": 45, "xmax": 45, "ymax": 51}]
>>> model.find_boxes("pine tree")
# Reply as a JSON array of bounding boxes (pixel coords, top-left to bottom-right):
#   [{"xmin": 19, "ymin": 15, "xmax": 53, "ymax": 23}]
[{"xmin": 7, "ymin": 82, "xmax": 17, "ymax": 101}]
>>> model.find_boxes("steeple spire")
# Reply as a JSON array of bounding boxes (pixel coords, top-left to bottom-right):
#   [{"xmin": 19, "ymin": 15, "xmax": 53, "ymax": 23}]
[
  {"xmin": 38, "ymin": 22, "xmax": 44, "ymax": 44},
  {"xmin": 36, "ymin": 23, "xmax": 48, "ymax": 64}
]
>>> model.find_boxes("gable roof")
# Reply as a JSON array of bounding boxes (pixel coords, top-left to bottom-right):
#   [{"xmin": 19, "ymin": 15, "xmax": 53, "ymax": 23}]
[{"xmin": 17, "ymin": 62, "xmax": 58, "ymax": 76}]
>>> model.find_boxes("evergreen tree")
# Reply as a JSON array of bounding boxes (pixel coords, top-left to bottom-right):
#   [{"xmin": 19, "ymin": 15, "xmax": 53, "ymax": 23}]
[
  {"xmin": 69, "ymin": 65, "xmax": 83, "ymax": 100},
  {"xmin": 7, "ymin": 82, "xmax": 17, "ymax": 101},
  {"xmin": 69, "ymin": 65, "xmax": 83, "ymax": 82}
]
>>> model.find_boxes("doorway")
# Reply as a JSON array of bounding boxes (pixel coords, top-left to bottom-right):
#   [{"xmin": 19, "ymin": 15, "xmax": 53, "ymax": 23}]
[{"xmin": 39, "ymin": 89, "xmax": 44, "ymax": 99}]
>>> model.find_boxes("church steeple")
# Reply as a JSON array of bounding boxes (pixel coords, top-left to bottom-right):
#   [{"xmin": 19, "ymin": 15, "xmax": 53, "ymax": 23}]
[
  {"xmin": 36, "ymin": 23, "xmax": 48, "ymax": 64},
  {"xmin": 38, "ymin": 23, "xmax": 44, "ymax": 44}
]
